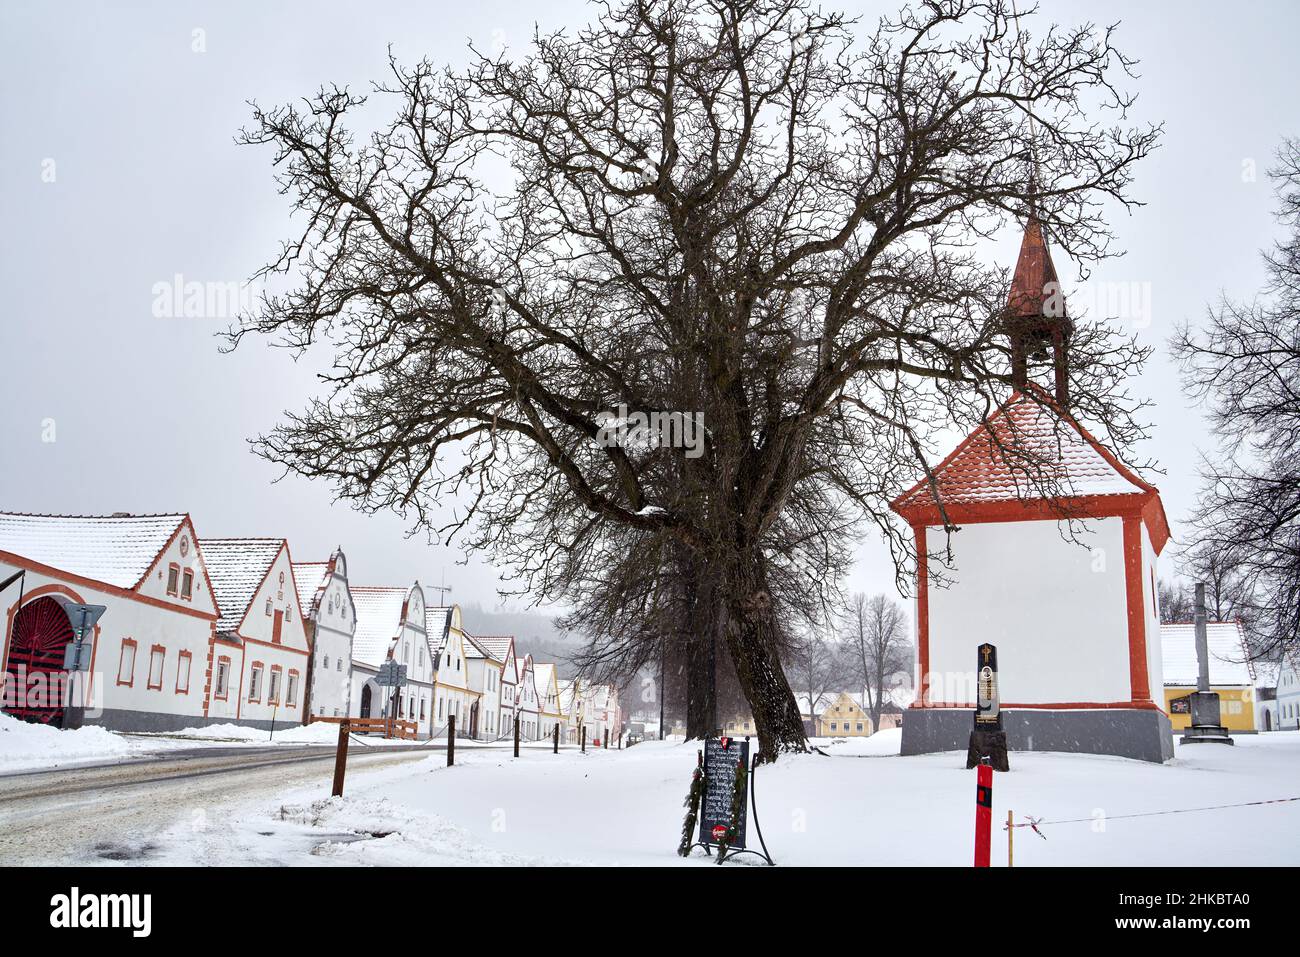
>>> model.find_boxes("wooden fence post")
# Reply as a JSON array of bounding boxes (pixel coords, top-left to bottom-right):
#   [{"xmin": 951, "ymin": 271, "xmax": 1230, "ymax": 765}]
[
  {"xmin": 448, "ymin": 712, "xmax": 456, "ymax": 767},
  {"xmin": 553, "ymin": 723, "xmax": 559, "ymax": 753},
  {"xmin": 331, "ymin": 719, "xmax": 350, "ymax": 797},
  {"xmin": 513, "ymin": 714, "xmax": 521, "ymax": 757},
  {"xmin": 581, "ymin": 726, "xmax": 586, "ymax": 753}
]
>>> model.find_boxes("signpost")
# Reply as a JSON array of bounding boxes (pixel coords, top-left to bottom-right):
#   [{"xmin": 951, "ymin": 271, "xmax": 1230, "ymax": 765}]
[
  {"xmin": 680, "ymin": 735, "xmax": 774, "ymax": 865},
  {"xmin": 966, "ymin": 643, "xmax": 1009, "ymax": 771},
  {"xmin": 52, "ymin": 598, "xmax": 105, "ymax": 731}
]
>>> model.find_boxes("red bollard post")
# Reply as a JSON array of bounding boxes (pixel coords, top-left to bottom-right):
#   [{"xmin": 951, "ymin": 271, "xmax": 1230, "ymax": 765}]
[{"xmin": 974, "ymin": 759, "xmax": 992, "ymax": 867}]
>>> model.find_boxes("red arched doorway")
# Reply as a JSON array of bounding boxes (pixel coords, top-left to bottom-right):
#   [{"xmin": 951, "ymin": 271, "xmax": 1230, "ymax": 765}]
[{"xmin": 4, "ymin": 596, "xmax": 74, "ymax": 726}]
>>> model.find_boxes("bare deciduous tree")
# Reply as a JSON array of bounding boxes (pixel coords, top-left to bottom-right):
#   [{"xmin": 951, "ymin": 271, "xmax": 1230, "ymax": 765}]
[
  {"xmin": 841, "ymin": 592, "xmax": 911, "ymax": 732},
  {"xmin": 234, "ymin": 0, "xmax": 1156, "ymax": 759},
  {"xmin": 788, "ymin": 628, "xmax": 840, "ymax": 724},
  {"xmin": 1172, "ymin": 139, "xmax": 1300, "ymax": 660}
]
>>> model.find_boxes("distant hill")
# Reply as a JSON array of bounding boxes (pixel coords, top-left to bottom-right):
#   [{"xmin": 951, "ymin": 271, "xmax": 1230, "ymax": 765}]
[{"xmin": 458, "ymin": 603, "xmax": 580, "ymax": 678}]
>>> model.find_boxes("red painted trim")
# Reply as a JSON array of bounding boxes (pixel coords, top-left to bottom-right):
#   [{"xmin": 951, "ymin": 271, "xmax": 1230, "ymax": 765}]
[
  {"xmin": 0, "ymin": 551, "xmax": 218, "ymax": 621},
  {"xmin": 240, "ymin": 635, "xmax": 309, "ymax": 656},
  {"xmin": 117, "ymin": 638, "xmax": 138, "ymax": 687},
  {"xmin": 176, "ymin": 649, "xmax": 192, "ymax": 694},
  {"xmin": 146, "ymin": 643, "xmax": 166, "ymax": 691},
  {"xmin": 1122, "ymin": 516, "xmax": 1152, "ymax": 702},
  {"xmin": 914, "ymin": 524, "xmax": 930, "ymax": 707}
]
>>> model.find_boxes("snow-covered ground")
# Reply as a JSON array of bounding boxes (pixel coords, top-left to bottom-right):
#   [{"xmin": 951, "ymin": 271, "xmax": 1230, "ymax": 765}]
[{"xmin": 148, "ymin": 729, "xmax": 1300, "ymax": 867}]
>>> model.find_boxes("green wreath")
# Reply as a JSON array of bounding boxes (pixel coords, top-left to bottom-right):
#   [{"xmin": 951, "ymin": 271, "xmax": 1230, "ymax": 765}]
[
  {"xmin": 676, "ymin": 748, "xmax": 707, "ymax": 858},
  {"xmin": 677, "ymin": 752, "xmax": 706, "ymax": 857}
]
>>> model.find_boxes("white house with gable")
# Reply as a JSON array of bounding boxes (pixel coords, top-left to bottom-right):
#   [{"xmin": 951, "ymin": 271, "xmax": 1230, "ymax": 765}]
[
  {"xmin": 0, "ymin": 512, "xmax": 220, "ymax": 732},
  {"xmin": 292, "ymin": 548, "xmax": 356, "ymax": 720},
  {"xmin": 350, "ymin": 584, "xmax": 434, "ymax": 733},
  {"xmin": 200, "ymin": 538, "xmax": 313, "ymax": 730},
  {"xmin": 463, "ymin": 631, "xmax": 504, "ymax": 740},
  {"xmin": 476, "ymin": 635, "xmax": 517, "ymax": 738}
]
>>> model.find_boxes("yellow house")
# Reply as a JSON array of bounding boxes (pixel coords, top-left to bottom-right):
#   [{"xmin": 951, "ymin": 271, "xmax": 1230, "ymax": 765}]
[
  {"xmin": 816, "ymin": 692, "xmax": 873, "ymax": 737},
  {"xmin": 1161, "ymin": 620, "xmax": 1259, "ymax": 732}
]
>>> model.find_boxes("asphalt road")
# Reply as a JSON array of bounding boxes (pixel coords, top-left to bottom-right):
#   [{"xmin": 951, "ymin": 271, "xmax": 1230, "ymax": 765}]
[{"xmin": 0, "ymin": 743, "xmax": 435, "ymax": 865}]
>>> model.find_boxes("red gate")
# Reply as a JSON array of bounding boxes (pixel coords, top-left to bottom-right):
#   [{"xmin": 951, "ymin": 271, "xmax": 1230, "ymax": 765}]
[{"xmin": 4, "ymin": 597, "xmax": 74, "ymax": 725}]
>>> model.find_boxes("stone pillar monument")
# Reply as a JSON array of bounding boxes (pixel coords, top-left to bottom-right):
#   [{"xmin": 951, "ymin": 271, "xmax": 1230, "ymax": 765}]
[{"xmin": 1181, "ymin": 583, "xmax": 1233, "ymax": 746}]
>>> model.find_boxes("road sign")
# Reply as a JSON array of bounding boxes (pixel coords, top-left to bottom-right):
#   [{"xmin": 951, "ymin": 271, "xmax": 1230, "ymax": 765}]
[
  {"xmin": 375, "ymin": 660, "xmax": 408, "ymax": 687},
  {"xmin": 52, "ymin": 599, "xmax": 105, "ymax": 672},
  {"xmin": 52, "ymin": 598, "xmax": 106, "ymax": 641},
  {"xmin": 62, "ymin": 640, "xmax": 93, "ymax": 672}
]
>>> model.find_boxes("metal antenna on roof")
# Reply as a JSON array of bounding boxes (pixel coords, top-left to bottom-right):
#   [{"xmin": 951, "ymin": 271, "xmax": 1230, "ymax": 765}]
[{"xmin": 429, "ymin": 570, "xmax": 452, "ymax": 605}]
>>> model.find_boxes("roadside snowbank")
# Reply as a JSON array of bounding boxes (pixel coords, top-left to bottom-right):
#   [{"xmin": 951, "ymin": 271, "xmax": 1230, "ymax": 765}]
[
  {"xmin": 0, "ymin": 713, "xmax": 133, "ymax": 771},
  {"xmin": 163, "ymin": 722, "xmax": 344, "ymax": 744}
]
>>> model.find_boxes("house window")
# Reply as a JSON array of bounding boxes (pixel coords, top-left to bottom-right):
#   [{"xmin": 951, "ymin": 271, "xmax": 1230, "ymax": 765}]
[
  {"xmin": 117, "ymin": 639, "xmax": 137, "ymax": 686},
  {"xmin": 336, "ymin": 658, "xmax": 343, "ymax": 671},
  {"xmin": 265, "ymin": 598, "xmax": 272, "ymax": 616},
  {"xmin": 166, "ymin": 565, "xmax": 179, "ymax": 596},
  {"xmin": 268, "ymin": 667, "xmax": 282, "ymax": 705},
  {"xmin": 322, "ymin": 654, "xmax": 329, "ymax": 670},
  {"xmin": 146, "ymin": 645, "xmax": 165, "ymax": 690},
  {"xmin": 856, "ymin": 723, "xmax": 864, "ymax": 732},
  {"xmin": 176, "ymin": 650, "xmax": 192, "ymax": 693},
  {"xmin": 249, "ymin": 663, "xmax": 264, "ymax": 702},
  {"xmin": 286, "ymin": 671, "xmax": 299, "ymax": 707},
  {"xmin": 181, "ymin": 569, "xmax": 194, "ymax": 600},
  {"xmin": 438, "ymin": 697, "xmax": 444, "ymax": 719},
  {"xmin": 285, "ymin": 604, "xmax": 292, "ymax": 623},
  {"xmin": 215, "ymin": 658, "xmax": 230, "ymax": 699},
  {"xmin": 830, "ymin": 722, "xmax": 837, "ymax": 731},
  {"xmin": 420, "ymin": 697, "xmax": 426, "ymax": 720}
]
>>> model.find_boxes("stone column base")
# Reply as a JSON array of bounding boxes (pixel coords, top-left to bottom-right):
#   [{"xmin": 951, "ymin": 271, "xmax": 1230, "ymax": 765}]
[{"xmin": 902, "ymin": 707, "xmax": 1173, "ymax": 764}]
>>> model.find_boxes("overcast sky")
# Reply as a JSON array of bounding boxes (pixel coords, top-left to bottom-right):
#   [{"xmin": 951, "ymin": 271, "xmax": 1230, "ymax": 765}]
[{"xmin": 1, "ymin": 0, "xmax": 1297, "ymax": 617}]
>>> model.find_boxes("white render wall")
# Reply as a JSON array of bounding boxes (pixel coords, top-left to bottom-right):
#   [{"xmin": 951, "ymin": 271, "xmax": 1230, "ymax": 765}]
[
  {"xmin": 0, "ymin": 559, "xmax": 214, "ymax": 730},
  {"xmin": 924, "ymin": 516, "xmax": 1132, "ymax": 705}
]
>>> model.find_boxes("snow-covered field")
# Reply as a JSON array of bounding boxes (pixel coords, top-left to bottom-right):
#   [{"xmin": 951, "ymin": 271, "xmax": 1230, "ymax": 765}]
[{"xmin": 146, "ymin": 729, "xmax": 1300, "ymax": 867}]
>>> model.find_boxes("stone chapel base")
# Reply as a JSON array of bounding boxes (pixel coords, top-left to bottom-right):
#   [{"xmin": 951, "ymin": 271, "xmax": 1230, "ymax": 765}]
[{"xmin": 902, "ymin": 707, "xmax": 1174, "ymax": 764}]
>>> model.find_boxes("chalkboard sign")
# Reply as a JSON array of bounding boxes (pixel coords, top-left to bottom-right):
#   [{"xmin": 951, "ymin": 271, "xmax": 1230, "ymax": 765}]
[{"xmin": 698, "ymin": 737, "xmax": 748, "ymax": 849}]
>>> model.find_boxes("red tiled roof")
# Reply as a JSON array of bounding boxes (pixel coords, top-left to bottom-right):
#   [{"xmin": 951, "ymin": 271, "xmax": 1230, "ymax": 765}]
[
  {"xmin": 1006, "ymin": 218, "xmax": 1066, "ymax": 321},
  {"xmin": 891, "ymin": 392, "xmax": 1154, "ymax": 513}
]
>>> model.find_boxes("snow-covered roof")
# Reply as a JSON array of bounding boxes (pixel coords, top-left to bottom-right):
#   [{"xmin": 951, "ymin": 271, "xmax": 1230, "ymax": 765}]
[
  {"xmin": 1160, "ymin": 621, "xmax": 1254, "ymax": 687},
  {"xmin": 351, "ymin": 587, "xmax": 411, "ymax": 668},
  {"xmin": 891, "ymin": 394, "xmax": 1153, "ymax": 510},
  {"xmin": 0, "ymin": 511, "xmax": 187, "ymax": 589},
  {"xmin": 425, "ymin": 606, "xmax": 452, "ymax": 652},
  {"xmin": 200, "ymin": 538, "xmax": 285, "ymax": 634},
  {"xmin": 291, "ymin": 561, "xmax": 331, "ymax": 618},
  {"xmin": 533, "ymin": 662, "xmax": 556, "ymax": 698},
  {"xmin": 475, "ymin": 636, "xmax": 514, "ymax": 664}
]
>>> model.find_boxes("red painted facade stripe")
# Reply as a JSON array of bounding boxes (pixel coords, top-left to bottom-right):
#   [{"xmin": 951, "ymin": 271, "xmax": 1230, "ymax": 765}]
[
  {"xmin": 1122, "ymin": 516, "xmax": 1152, "ymax": 702},
  {"xmin": 915, "ymin": 525, "xmax": 930, "ymax": 707}
]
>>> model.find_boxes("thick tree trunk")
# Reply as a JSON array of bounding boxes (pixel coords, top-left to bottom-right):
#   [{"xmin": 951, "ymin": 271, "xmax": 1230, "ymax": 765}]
[
  {"xmin": 724, "ymin": 553, "xmax": 807, "ymax": 762},
  {"xmin": 683, "ymin": 559, "xmax": 717, "ymax": 740}
]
